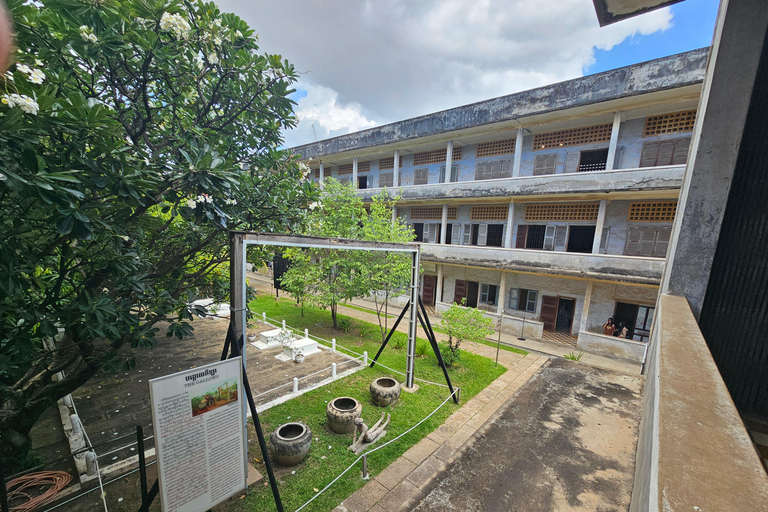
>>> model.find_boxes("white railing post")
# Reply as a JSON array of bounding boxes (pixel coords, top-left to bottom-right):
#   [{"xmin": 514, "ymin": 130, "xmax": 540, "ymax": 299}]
[
  {"xmin": 364, "ymin": 351, "xmax": 368, "ymax": 365},
  {"xmin": 293, "ymin": 377, "xmax": 299, "ymax": 393},
  {"xmin": 332, "ymin": 339, "xmax": 336, "ymax": 353},
  {"xmin": 332, "ymin": 363, "xmax": 337, "ymax": 378}
]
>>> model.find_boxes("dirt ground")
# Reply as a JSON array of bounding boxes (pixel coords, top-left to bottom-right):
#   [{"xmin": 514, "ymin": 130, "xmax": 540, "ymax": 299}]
[{"xmin": 413, "ymin": 358, "xmax": 643, "ymax": 512}]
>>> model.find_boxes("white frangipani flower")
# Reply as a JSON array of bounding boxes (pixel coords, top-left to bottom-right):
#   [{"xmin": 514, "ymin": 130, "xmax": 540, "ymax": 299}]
[
  {"xmin": 79, "ymin": 26, "xmax": 98, "ymax": 43},
  {"xmin": 28, "ymin": 69, "xmax": 45, "ymax": 84},
  {"xmin": 2, "ymin": 93, "xmax": 40, "ymax": 115},
  {"xmin": 16, "ymin": 63, "xmax": 32, "ymax": 74},
  {"xmin": 207, "ymin": 53, "xmax": 218, "ymax": 65},
  {"xmin": 160, "ymin": 12, "xmax": 191, "ymax": 40}
]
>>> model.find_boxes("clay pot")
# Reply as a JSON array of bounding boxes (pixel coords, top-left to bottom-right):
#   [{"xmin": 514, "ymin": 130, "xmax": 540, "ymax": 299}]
[
  {"xmin": 270, "ymin": 422, "xmax": 312, "ymax": 466},
  {"xmin": 370, "ymin": 377, "xmax": 401, "ymax": 407},
  {"xmin": 326, "ymin": 397, "xmax": 362, "ymax": 434}
]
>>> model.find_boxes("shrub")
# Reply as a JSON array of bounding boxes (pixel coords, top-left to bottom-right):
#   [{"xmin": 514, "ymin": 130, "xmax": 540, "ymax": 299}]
[
  {"xmin": 564, "ymin": 352, "xmax": 584, "ymax": 361},
  {"xmin": 439, "ymin": 300, "xmax": 495, "ymax": 367},
  {"xmin": 338, "ymin": 317, "xmax": 352, "ymax": 334}
]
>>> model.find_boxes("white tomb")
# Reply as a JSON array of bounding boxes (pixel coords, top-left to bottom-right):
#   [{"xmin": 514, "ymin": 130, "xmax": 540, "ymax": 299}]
[
  {"xmin": 275, "ymin": 337, "xmax": 321, "ymax": 362},
  {"xmin": 250, "ymin": 328, "xmax": 287, "ymax": 350}
]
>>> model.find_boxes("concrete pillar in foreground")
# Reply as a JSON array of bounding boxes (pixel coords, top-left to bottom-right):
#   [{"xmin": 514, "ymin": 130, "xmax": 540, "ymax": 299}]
[
  {"xmin": 319, "ymin": 162, "xmax": 324, "ymax": 188},
  {"xmin": 606, "ymin": 111, "xmax": 622, "ymax": 171},
  {"xmin": 592, "ymin": 199, "xmax": 607, "ymax": 254},
  {"xmin": 440, "ymin": 204, "xmax": 448, "ymax": 244},
  {"xmin": 435, "ymin": 264, "xmax": 444, "ymax": 305},
  {"xmin": 444, "ymin": 141, "xmax": 453, "ymax": 184},
  {"xmin": 504, "ymin": 202, "xmax": 515, "ymax": 248},
  {"xmin": 497, "ymin": 271, "xmax": 507, "ymax": 316},
  {"xmin": 393, "ymin": 150, "xmax": 400, "ymax": 187},
  {"xmin": 352, "ymin": 156, "xmax": 358, "ymax": 189},
  {"xmin": 579, "ymin": 281, "xmax": 593, "ymax": 333}
]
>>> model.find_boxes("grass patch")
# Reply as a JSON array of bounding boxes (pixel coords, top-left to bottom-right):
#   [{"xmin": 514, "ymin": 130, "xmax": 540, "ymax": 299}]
[
  {"xmin": 338, "ymin": 302, "xmax": 397, "ymax": 320},
  {"xmin": 228, "ymin": 295, "xmax": 507, "ymax": 512},
  {"xmin": 474, "ymin": 338, "xmax": 529, "ymax": 356}
]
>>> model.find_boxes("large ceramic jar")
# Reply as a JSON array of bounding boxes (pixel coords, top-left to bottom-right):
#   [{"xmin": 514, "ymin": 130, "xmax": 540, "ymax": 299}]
[
  {"xmin": 326, "ymin": 397, "xmax": 362, "ymax": 434},
  {"xmin": 370, "ymin": 377, "xmax": 401, "ymax": 407},
  {"xmin": 270, "ymin": 422, "xmax": 312, "ymax": 466}
]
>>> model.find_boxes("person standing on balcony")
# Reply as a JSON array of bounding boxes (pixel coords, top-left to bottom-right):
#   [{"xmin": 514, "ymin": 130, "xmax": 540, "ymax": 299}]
[
  {"xmin": 603, "ymin": 318, "xmax": 616, "ymax": 336},
  {"xmin": 618, "ymin": 322, "xmax": 629, "ymax": 338}
]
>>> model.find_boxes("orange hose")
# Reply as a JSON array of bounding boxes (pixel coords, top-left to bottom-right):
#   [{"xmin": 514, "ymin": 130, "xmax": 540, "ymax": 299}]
[{"xmin": 6, "ymin": 471, "xmax": 72, "ymax": 512}]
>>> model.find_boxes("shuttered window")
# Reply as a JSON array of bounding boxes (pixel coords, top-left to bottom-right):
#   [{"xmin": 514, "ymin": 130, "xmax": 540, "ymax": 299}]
[
  {"xmin": 451, "ymin": 223, "xmax": 461, "ymax": 244},
  {"xmin": 543, "ymin": 225, "xmax": 556, "ymax": 250},
  {"xmin": 515, "ymin": 225, "xmax": 528, "ymax": 249},
  {"xmin": 357, "ymin": 161, "xmax": 370, "ymax": 173},
  {"xmin": 338, "ymin": 163, "xmax": 353, "ymax": 175},
  {"xmin": 462, "ymin": 223, "xmax": 472, "ymax": 245},
  {"xmin": 624, "ymin": 226, "xmax": 673, "ymax": 257},
  {"xmin": 439, "ymin": 164, "xmax": 459, "ymax": 183},
  {"xmin": 479, "ymin": 284, "xmax": 498, "ymax": 305},
  {"xmin": 533, "ymin": 154, "xmax": 557, "ymax": 175},
  {"xmin": 314, "ymin": 168, "xmax": 321, "ymax": 179},
  {"xmin": 379, "ymin": 172, "xmax": 393, "ymax": 188},
  {"xmin": 554, "ymin": 225, "xmax": 568, "ymax": 251},
  {"xmin": 477, "ymin": 224, "xmax": 488, "ymax": 246},
  {"xmin": 477, "ymin": 139, "xmax": 515, "ymax": 158},
  {"xmin": 413, "ymin": 169, "xmax": 429, "ymax": 185},
  {"xmin": 509, "ymin": 288, "xmax": 537, "ymax": 312},
  {"xmin": 639, "ymin": 138, "xmax": 691, "ymax": 167},
  {"xmin": 475, "ymin": 159, "xmax": 512, "ymax": 180}
]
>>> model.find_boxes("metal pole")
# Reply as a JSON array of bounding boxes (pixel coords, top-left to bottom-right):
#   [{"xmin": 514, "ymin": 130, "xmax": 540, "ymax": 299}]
[
  {"xmin": 495, "ymin": 319, "xmax": 502, "ymax": 367},
  {"xmin": 406, "ymin": 250, "xmax": 420, "ymax": 388},
  {"xmin": 362, "ymin": 454, "xmax": 369, "ymax": 479},
  {"xmin": 0, "ymin": 459, "xmax": 8, "ymax": 512},
  {"xmin": 518, "ymin": 317, "xmax": 526, "ymax": 341}
]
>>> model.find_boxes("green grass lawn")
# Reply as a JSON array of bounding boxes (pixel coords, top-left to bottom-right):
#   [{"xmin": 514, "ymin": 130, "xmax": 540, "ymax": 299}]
[{"xmin": 225, "ymin": 295, "xmax": 508, "ymax": 512}]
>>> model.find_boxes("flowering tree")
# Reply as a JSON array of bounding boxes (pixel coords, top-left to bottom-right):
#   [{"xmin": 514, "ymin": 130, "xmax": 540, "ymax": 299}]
[{"xmin": 0, "ymin": 0, "xmax": 318, "ymax": 468}]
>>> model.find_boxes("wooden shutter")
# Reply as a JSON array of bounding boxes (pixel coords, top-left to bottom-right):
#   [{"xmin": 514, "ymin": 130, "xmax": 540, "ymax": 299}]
[
  {"xmin": 656, "ymin": 141, "xmax": 675, "ymax": 166},
  {"xmin": 516, "ymin": 225, "xmax": 528, "ymax": 248},
  {"xmin": 454, "ymin": 280, "xmax": 468, "ymax": 305},
  {"xmin": 640, "ymin": 142, "xmax": 659, "ymax": 167},
  {"xmin": 451, "ymin": 164, "xmax": 459, "ymax": 182},
  {"xmin": 543, "ymin": 225, "xmax": 556, "ymax": 250},
  {"xmin": 480, "ymin": 284, "xmax": 489, "ymax": 303},
  {"xmin": 599, "ymin": 227, "xmax": 610, "ymax": 254},
  {"xmin": 414, "ymin": 169, "xmax": 429, "ymax": 185},
  {"xmin": 379, "ymin": 172, "xmax": 393, "ymax": 188},
  {"xmin": 564, "ymin": 152, "xmax": 580, "ymax": 173},
  {"xmin": 475, "ymin": 162, "xmax": 489, "ymax": 180},
  {"xmin": 639, "ymin": 227, "xmax": 657, "ymax": 256},
  {"xmin": 422, "ymin": 275, "xmax": 436, "ymax": 306},
  {"xmin": 451, "ymin": 223, "xmax": 461, "ymax": 244},
  {"xmin": 477, "ymin": 224, "xmax": 488, "ymax": 246},
  {"xmin": 672, "ymin": 138, "xmax": 691, "ymax": 165},
  {"xmin": 554, "ymin": 225, "xmax": 568, "ymax": 251},
  {"xmin": 462, "ymin": 223, "xmax": 472, "ymax": 245},
  {"xmin": 541, "ymin": 295, "xmax": 558, "ymax": 332},
  {"xmin": 654, "ymin": 227, "xmax": 671, "ymax": 257},
  {"xmin": 427, "ymin": 224, "xmax": 438, "ymax": 244},
  {"xmin": 534, "ymin": 154, "xmax": 557, "ymax": 175},
  {"xmin": 625, "ymin": 226, "xmax": 642, "ymax": 255},
  {"xmin": 508, "ymin": 288, "xmax": 519, "ymax": 309}
]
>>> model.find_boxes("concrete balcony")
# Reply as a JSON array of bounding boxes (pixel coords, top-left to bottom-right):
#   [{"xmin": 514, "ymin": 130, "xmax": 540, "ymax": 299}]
[
  {"xmin": 420, "ymin": 244, "xmax": 665, "ymax": 285},
  {"xmin": 357, "ymin": 165, "xmax": 684, "ymax": 202}
]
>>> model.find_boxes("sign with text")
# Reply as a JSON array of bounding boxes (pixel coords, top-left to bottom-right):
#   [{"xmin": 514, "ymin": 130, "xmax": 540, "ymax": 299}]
[{"xmin": 150, "ymin": 358, "xmax": 246, "ymax": 512}]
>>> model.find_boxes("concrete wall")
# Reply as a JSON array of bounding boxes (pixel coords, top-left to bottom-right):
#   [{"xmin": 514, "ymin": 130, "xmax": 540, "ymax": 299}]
[
  {"xmin": 583, "ymin": 282, "xmax": 658, "ymax": 333},
  {"xmin": 435, "ymin": 301, "xmax": 544, "ymax": 338},
  {"xmin": 576, "ymin": 331, "xmax": 646, "ymax": 362}
]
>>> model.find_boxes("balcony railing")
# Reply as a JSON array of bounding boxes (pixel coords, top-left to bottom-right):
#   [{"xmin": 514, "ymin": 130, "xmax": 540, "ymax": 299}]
[
  {"xmin": 420, "ymin": 244, "xmax": 665, "ymax": 285},
  {"xmin": 354, "ymin": 165, "xmax": 685, "ymax": 201}
]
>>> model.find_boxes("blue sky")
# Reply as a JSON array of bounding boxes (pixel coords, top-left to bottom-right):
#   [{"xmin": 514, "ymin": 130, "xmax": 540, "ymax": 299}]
[{"xmin": 585, "ymin": 0, "xmax": 719, "ymax": 75}]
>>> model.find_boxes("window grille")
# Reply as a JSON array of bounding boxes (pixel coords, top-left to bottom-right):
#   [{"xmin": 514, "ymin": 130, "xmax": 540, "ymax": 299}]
[
  {"xmin": 476, "ymin": 139, "xmax": 515, "ymax": 158},
  {"xmin": 627, "ymin": 201, "xmax": 677, "ymax": 222},
  {"xmin": 475, "ymin": 159, "xmax": 512, "ymax": 180},
  {"xmin": 357, "ymin": 161, "xmax": 370, "ymax": 173},
  {"xmin": 532, "ymin": 124, "xmax": 612, "ymax": 151},
  {"xmin": 413, "ymin": 168, "xmax": 429, "ymax": 185},
  {"xmin": 314, "ymin": 168, "xmax": 321, "ymax": 179},
  {"xmin": 378, "ymin": 157, "xmax": 403, "ymax": 170},
  {"xmin": 524, "ymin": 203, "xmax": 599, "ymax": 222},
  {"xmin": 413, "ymin": 146, "xmax": 463, "ymax": 166},
  {"xmin": 410, "ymin": 206, "xmax": 457, "ymax": 220},
  {"xmin": 644, "ymin": 110, "xmax": 697, "ymax": 137},
  {"xmin": 338, "ymin": 163, "xmax": 353, "ymax": 175},
  {"xmin": 533, "ymin": 154, "xmax": 557, "ymax": 175},
  {"xmin": 470, "ymin": 205, "xmax": 508, "ymax": 221},
  {"xmin": 379, "ymin": 172, "xmax": 393, "ymax": 188}
]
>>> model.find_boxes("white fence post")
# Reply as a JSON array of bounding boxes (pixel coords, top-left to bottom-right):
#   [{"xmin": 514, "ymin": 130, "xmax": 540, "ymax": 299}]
[
  {"xmin": 364, "ymin": 351, "xmax": 368, "ymax": 365},
  {"xmin": 332, "ymin": 363, "xmax": 337, "ymax": 378},
  {"xmin": 293, "ymin": 377, "xmax": 299, "ymax": 393},
  {"xmin": 304, "ymin": 328, "xmax": 309, "ymax": 339},
  {"xmin": 331, "ymin": 339, "xmax": 336, "ymax": 353},
  {"xmin": 262, "ymin": 312, "xmax": 267, "ymax": 324}
]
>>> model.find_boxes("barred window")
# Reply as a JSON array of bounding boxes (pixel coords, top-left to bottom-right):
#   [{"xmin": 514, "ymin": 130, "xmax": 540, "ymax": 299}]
[
  {"xmin": 413, "ymin": 168, "xmax": 429, "ymax": 185},
  {"xmin": 357, "ymin": 161, "xmax": 370, "ymax": 173},
  {"xmin": 475, "ymin": 160, "xmax": 512, "ymax": 180},
  {"xmin": 378, "ymin": 172, "xmax": 394, "ymax": 188},
  {"xmin": 627, "ymin": 201, "xmax": 677, "ymax": 222},
  {"xmin": 470, "ymin": 205, "xmax": 508, "ymax": 221},
  {"xmin": 524, "ymin": 203, "xmax": 600, "ymax": 222},
  {"xmin": 338, "ymin": 163, "xmax": 353, "ymax": 175},
  {"xmin": 532, "ymin": 124, "xmax": 612, "ymax": 151},
  {"xmin": 410, "ymin": 206, "xmax": 458, "ymax": 220},
  {"xmin": 413, "ymin": 146, "xmax": 463, "ymax": 166},
  {"xmin": 644, "ymin": 110, "xmax": 697, "ymax": 137},
  {"xmin": 476, "ymin": 139, "xmax": 515, "ymax": 158},
  {"xmin": 313, "ymin": 168, "xmax": 321, "ymax": 179}
]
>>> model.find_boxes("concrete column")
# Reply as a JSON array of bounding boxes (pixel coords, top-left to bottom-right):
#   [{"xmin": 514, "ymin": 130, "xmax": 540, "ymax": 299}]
[
  {"xmin": 444, "ymin": 141, "xmax": 453, "ymax": 183},
  {"xmin": 504, "ymin": 202, "xmax": 515, "ymax": 248},
  {"xmin": 435, "ymin": 264, "xmax": 444, "ymax": 305},
  {"xmin": 512, "ymin": 127, "xmax": 524, "ymax": 177},
  {"xmin": 319, "ymin": 162, "xmax": 324, "ymax": 189},
  {"xmin": 393, "ymin": 150, "xmax": 400, "ymax": 187},
  {"xmin": 352, "ymin": 156, "xmax": 358, "ymax": 189},
  {"xmin": 592, "ymin": 199, "xmax": 607, "ymax": 254},
  {"xmin": 391, "ymin": 206, "xmax": 397, "ymax": 227},
  {"xmin": 497, "ymin": 271, "xmax": 507, "ymax": 316},
  {"xmin": 606, "ymin": 111, "xmax": 622, "ymax": 170},
  {"xmin": 440, "ymin": 204, "xmax": 448, "ymax": 244},
  {"xmin": 579, "ymin": 281, "xmax": 594, "ymax": 333}
]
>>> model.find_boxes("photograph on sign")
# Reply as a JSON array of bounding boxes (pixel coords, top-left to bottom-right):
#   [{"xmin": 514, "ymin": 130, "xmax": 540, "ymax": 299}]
[{"xmin": 149, "ymin": 357, "xmax": 246, "ymax": 512}]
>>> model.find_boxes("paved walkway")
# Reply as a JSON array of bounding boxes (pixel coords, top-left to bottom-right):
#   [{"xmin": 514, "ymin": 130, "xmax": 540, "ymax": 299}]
[
  {"xmin": 333, "ymin": 349, "xmax": 550, "ymax": 512},
  {"xmin": 248, "ymin": 272, "xmax": 641, "ymax": 376}
]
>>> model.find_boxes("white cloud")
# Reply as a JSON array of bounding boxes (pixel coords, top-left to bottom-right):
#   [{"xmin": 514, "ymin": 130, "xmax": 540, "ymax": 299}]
[
  {"xmin": 286, "ymin": 84, "xmax": 376, "ymax": 148},
  {"xmin": 217, "ymin": 0, "xmax": 673, "ymax": 146}
]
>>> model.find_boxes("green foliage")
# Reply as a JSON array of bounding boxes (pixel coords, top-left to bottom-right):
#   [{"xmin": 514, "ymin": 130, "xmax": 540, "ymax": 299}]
[
  {"xmin": 416, "ymin": 340, "xmax": 429, "ymax": 357},
  {"xmin": 439, "ymin": 301, "xmax": 495, "ymax": 366},
  {"xmin": 564, "ymin": 351, "xmax": 584, "ymax": 361},
  {"xmin": 439, "ymin": 342, "xmax": 460, "ymax": 366},
  {"xmin": 0, "ymin": 0, "xmax": 318, "ymax": 467},
  {"xmin": 391, "ymin": 332, "xmax": 407, "ymax": 350},
  {"xmin": 279, "ymin": 180, "xmax": 414, "ymax": 330},
  {"xmin": 337, "ymin": 317, "xmax": 352, "ymax": 334}
]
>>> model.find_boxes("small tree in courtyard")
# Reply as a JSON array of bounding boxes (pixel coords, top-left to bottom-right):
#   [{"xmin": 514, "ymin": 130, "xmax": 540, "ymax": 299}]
[{"xmin": 439, "ymin": 300, "xmax": 494, "ymax": 366}]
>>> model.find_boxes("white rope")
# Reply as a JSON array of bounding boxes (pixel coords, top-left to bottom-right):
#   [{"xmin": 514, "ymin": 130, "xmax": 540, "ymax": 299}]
[
  {"xmin": 294, "ymin": 387, "xmax": 459, "ymax": 512},
  {"xmin": 70, "ymin": 400, "xmax": 109, "ymax": 512}
]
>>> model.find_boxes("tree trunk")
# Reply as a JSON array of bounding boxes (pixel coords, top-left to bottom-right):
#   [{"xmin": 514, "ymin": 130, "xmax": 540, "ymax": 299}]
[{"xmin": 331, "ymin": 302, "xmax": 338, "ymax": 328}]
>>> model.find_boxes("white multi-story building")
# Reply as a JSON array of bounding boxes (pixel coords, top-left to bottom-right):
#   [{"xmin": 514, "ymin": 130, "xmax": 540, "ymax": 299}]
[{"xmin": 291, "ymin": 48, "xmax": 708, "ymax": 362}]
